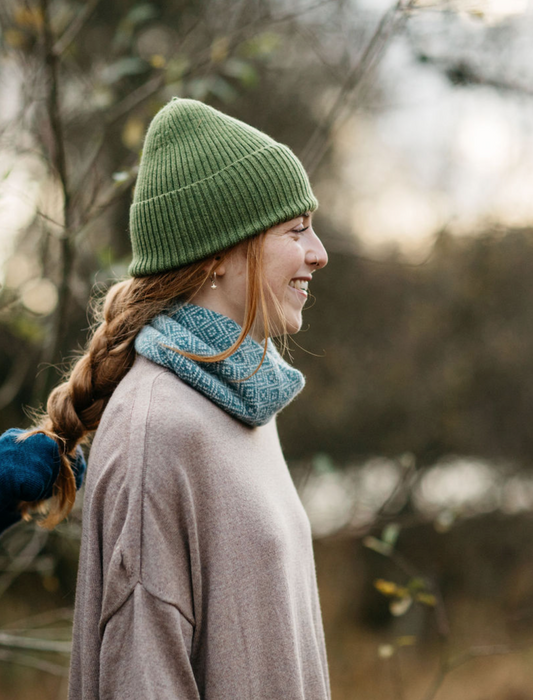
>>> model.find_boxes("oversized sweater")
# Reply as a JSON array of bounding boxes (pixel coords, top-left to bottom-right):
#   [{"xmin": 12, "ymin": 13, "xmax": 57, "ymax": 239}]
[{"xmin": 69, "ymin": 355, "xmax": 331, "ymax": 699}]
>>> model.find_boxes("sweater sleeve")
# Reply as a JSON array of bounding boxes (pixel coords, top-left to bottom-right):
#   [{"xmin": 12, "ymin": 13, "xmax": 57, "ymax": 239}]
[{"xmin": 99, "ymin": 583, "xmax": 201, "ymax": 700}]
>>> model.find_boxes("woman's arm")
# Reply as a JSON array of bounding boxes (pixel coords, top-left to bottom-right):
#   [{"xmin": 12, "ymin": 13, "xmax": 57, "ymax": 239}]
[{"xmin": 97, "ymin": 584, "xmax": 200, "ymax": 700}]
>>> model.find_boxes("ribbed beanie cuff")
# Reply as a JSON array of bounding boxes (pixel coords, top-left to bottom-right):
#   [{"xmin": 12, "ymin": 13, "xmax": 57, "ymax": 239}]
[{"xmin": 128, "ymin": 99, "xmax": 318, "ymax": 276}]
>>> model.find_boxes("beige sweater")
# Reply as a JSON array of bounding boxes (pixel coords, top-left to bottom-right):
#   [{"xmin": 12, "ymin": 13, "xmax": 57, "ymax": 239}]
[{"xmin": 69, "ymin": 355, "xmax": 331, "ymax": 699}]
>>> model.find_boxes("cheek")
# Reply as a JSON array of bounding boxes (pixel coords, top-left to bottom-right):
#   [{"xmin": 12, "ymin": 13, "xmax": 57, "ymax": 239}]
[
  {"xmin": 261, "ymin": 238, "xmax": 304, "ymax": 300},
  {"xmin": 224, "ymin": 254, "xmax": 248, "ymax": 293}
]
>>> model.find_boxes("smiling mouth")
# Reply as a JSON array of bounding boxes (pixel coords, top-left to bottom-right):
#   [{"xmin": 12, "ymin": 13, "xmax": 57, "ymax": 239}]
[{"xmin": 288, "ymin": 279, "xmax": 309, "ymax": 295}]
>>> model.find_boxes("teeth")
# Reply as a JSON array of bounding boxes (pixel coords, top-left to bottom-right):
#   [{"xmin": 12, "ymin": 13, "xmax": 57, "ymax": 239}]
[{"xmin": 289, "ymin": 279, "xmax": 309, "ymax": 292}]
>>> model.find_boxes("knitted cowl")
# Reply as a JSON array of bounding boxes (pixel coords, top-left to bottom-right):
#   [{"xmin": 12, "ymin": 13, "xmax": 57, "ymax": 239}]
[{"xmin": 134, "ymin": 303, "xmax": 305, "ymax": 426}]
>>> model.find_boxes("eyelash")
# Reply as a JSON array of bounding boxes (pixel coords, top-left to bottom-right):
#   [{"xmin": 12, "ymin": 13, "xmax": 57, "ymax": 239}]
[{"xmin": 293, "ymin": 226, "xmax": 309, "ymax": 234}]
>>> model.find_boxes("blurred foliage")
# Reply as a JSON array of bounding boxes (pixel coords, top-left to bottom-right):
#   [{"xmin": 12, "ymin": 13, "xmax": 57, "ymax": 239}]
[{"xmin": 281, "ymin": 227, "xmax": 533, "ymax": 469}]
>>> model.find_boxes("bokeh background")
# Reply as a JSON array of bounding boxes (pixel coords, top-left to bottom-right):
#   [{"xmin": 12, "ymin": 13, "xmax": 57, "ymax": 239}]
[{"xmin": 2, "ymin": 0, "xmax": 533, "ymax": 698}]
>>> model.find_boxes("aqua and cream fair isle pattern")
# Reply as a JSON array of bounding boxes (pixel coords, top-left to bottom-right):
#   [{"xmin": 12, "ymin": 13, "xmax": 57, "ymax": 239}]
[{"xmin": 135, "ymin": 304, "xmax": 305, "ymax": 427}]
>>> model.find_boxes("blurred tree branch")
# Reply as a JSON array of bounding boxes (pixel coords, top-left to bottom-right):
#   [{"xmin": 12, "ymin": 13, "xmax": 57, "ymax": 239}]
[
  {"xmin": 367, "ymin": 507, "xmax": 533, "ymax": 700},
  {"xmin": 37, "ymin": 0, "xmax": 75, "ymax": 399},
  {"xmin": 420, "ymin": 642, "xmax": 533, "ymax": 700},
  {"xmin": 302, "ymin": 0, "xmax": 417, "ymax": 176},
  {"xmin": 0, "ymin": 347, "xmax": 40, "ymax": 412},
  {"xmin": 52, "ymin": 0, "xmax": 101, "ymax": 56},
  {"xmin": 1, "ymin": 606, "xmax": 73, "ymax": 631},
  {"xmin": 420, "ymin": 55, "xmax": 533, "ymax": 97},
  {"xmin": 0, "ymin": 648, "xmax": 69, "ymax": 676},
  {"xmin": 0, "ymin": 632, "xmax": 71, "ymax": 653},
  {"xmin": 0, "ymin": 527, "xmax": 49, "ymax": 598}
]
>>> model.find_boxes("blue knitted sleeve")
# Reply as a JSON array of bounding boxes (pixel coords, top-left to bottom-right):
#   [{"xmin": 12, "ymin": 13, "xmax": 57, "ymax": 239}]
[{"xmin": 0, "ymin": 428, "xmax": 86, "ymax": 535}]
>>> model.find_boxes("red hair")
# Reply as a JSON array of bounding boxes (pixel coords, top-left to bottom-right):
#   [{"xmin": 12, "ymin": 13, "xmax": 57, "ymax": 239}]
[{"xmin": 21, "ymin": 233, "xmax": 272, "ymax": 528}]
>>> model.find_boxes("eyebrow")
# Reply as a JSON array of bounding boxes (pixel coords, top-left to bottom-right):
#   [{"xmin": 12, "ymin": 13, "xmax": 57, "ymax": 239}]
[{"xmin": 282, "ymin": 212, "xmax": 312, "ymax": 229}]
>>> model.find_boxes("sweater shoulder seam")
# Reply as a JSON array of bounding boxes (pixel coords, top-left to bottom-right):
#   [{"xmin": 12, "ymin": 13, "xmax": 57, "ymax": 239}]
[
  {"xmin": 137, "ymin": 368, "xmax": 163, "ymax": 583},
  {"xmin": 100, "ymin": 581, "xmax": 194, "ymax": 639},
  {"xmin": 140, "ymin": 580, "xmax": 195, "ymax": 627}
]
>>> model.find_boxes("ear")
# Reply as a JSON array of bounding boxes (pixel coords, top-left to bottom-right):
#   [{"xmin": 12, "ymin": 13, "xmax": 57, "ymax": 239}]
[
  {"xmin": 214, "ymin": 255, "xmax": 227, "ymax": 277},
  {"xmin": 203, "ymin": 255, "xmax": 226, "ymax": 277}
]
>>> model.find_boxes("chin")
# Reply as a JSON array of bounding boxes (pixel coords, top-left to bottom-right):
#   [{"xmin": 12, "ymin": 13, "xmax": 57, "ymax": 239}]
[
  {"xmin": 284, "ymin": 314, "xmax": 303, "ymax": 335},
  {"xmin": 267, "ymin": 315, "xmax": 302, "ymax": 337}
]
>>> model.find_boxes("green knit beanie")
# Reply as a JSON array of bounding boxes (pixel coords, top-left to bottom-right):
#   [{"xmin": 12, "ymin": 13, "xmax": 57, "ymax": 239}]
[{"xmin": 128, "ymin": 98, "xmax": 318, "ymax": 276}]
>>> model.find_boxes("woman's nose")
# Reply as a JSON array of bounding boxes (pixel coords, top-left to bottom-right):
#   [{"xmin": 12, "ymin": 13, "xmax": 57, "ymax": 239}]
[{"xmin": 306, "ymin": 231, "xmax": 328, "ymax": 270}]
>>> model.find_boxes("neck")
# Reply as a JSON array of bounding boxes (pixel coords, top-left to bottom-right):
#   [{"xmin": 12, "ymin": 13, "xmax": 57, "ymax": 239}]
[{"xmin": 188, "ymin": 292, "xmax": 266, "ymax": 343}]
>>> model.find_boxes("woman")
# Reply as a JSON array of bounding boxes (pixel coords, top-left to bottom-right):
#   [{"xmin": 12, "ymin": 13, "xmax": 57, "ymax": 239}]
[{"xmin": 2, "ymin": 98, "xmax": 330, "ymax": 699}]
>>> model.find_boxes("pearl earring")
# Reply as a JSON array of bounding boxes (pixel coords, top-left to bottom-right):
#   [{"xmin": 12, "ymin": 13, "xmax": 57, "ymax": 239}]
[{"xmin": 210, "ymin": 272, "xmax": 217, "ymax": 289}]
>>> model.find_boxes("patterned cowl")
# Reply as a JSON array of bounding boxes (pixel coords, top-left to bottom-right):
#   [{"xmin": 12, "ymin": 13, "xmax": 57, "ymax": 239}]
[{"xmin": 134, "ymin": 303, "xmax": 305, "ymax": 426}]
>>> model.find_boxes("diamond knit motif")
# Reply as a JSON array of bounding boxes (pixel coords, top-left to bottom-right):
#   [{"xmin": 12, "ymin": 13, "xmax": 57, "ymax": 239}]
[{"xmin": 134, "ymin": 304, "xmax": 305, "ymax": 426}]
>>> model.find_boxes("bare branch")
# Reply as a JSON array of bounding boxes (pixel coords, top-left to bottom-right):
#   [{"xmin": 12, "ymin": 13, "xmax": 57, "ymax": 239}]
[
  {"xmin": 296, "ymin": 25, "xmax": 347, "ymax": 83},
  {"xmin": 302, "ymin": 0, "xmax": 417, "ymax": 176},
  {"xmin": 269, "ymin": 0, "xmax": 338, "ymax": 25},
  {"xmin": 419, "ymin": 642, "xmax": 533, "ymax": 700},
  {"xmin": 0, "ymin": 648, "xmax": 69, "ymax": 677},
  {"xmin": 448, "ymin": 643, "xmax": 533, "ymax": 670},
  {"xmin": 105, "ymin": 73, "xmax": 166, "ymax": 128},
  {"xmin": 41, "ymin": 0, "xmax": 70, "ymax": 211},
  {"xmin": 104, "ymin": 1, "xmax": 337, "ymax": 127},
  {"xmin": 416, "ymin": 54, "xmax": 533, "ymax": 97},
  {"xmin": 0, "ymin": 528, "xmax": 49, "ymax": 598},
  {"xmin": 34, "ymin": 207, "xmax": 66, "ymax": 230},
  {"xmin": 0, "ymin": 349, "xmax": 40, "ymax": 412},
  {"xmin": 37, "ymin": 0, "xmax": 76, "ymax": 398},
  {"xmin": 389, "ymin": 649, "xmax": 406, "ymax": 700},
  {"xmin": 73, "ymin": 0, "xmax": 340, "ymax": 198},
  {"xmin": 53, "ymin": 0, "xmax": 101, "ymax": 56},
  {"xmin": 0, "ymin": 606, "xmax": 72, "ymax": 631},
  {"xmin": 0, "ymin": 632, "xmax": 71, "ymax": 654}
]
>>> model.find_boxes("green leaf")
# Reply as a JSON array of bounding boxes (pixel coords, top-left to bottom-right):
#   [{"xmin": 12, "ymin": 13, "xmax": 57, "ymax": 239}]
[
  {"xmin": 363, "ymin": 536, "xmax": 392, "ymax": 557},
  {"xmin": 240, "ymin": 32, "xmax": 280, "ymax": 59},
  {"xmin": 125, "ymin": 3, "xmax": 159, "ymax": 26},
  {"xmin": 188, "ymin": 77, "xmax": 214, "ymax": 102},
  {"xmin": 434, "ymin": 509, "xmax": 456, "ymax": 533},
  {"xmin": 396, "ymin": 635, "xmax": 417, "ymax": 647},
  {"xmin": 96, "ymin": 246, "xmax": 117, "ymax": 268},
  {"xmin": 7, "ymin": 315, "xmax": 45, "ymax": 343},
  {"xmin": 165, "ymin": 56, "xmax": 190, "ymax": 83},
  {"xmin": 210, "ymin": 76, "xmax": 239, "ymax": 104},
  {"xmin": 1, "ymin": 166, "xmax": 13, "ymax": 181},
  {"xmin": 312, "ymin": 452, "xmax": 335, "ymax": 474},
  {"xmin": 101, "ymin": 58, "xmax": 149, "ymax": 85},
  {"xmin": 223, "ymin": 58, "xmax": 259, "ymax": 88},
  {"xmin": 381, "ymin": 522, "xmax": 400, "ymax": 548},
  {"xmin": 407, "ymin": 577, "xmax": 427, "ymax": 592},
  {"xmin": 113, "ymin": 4, "xmax": 159, "ymax": 52},
  {"xmin": 415, "ymin": 592, "xmax": 437, "ymax": 607}
]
